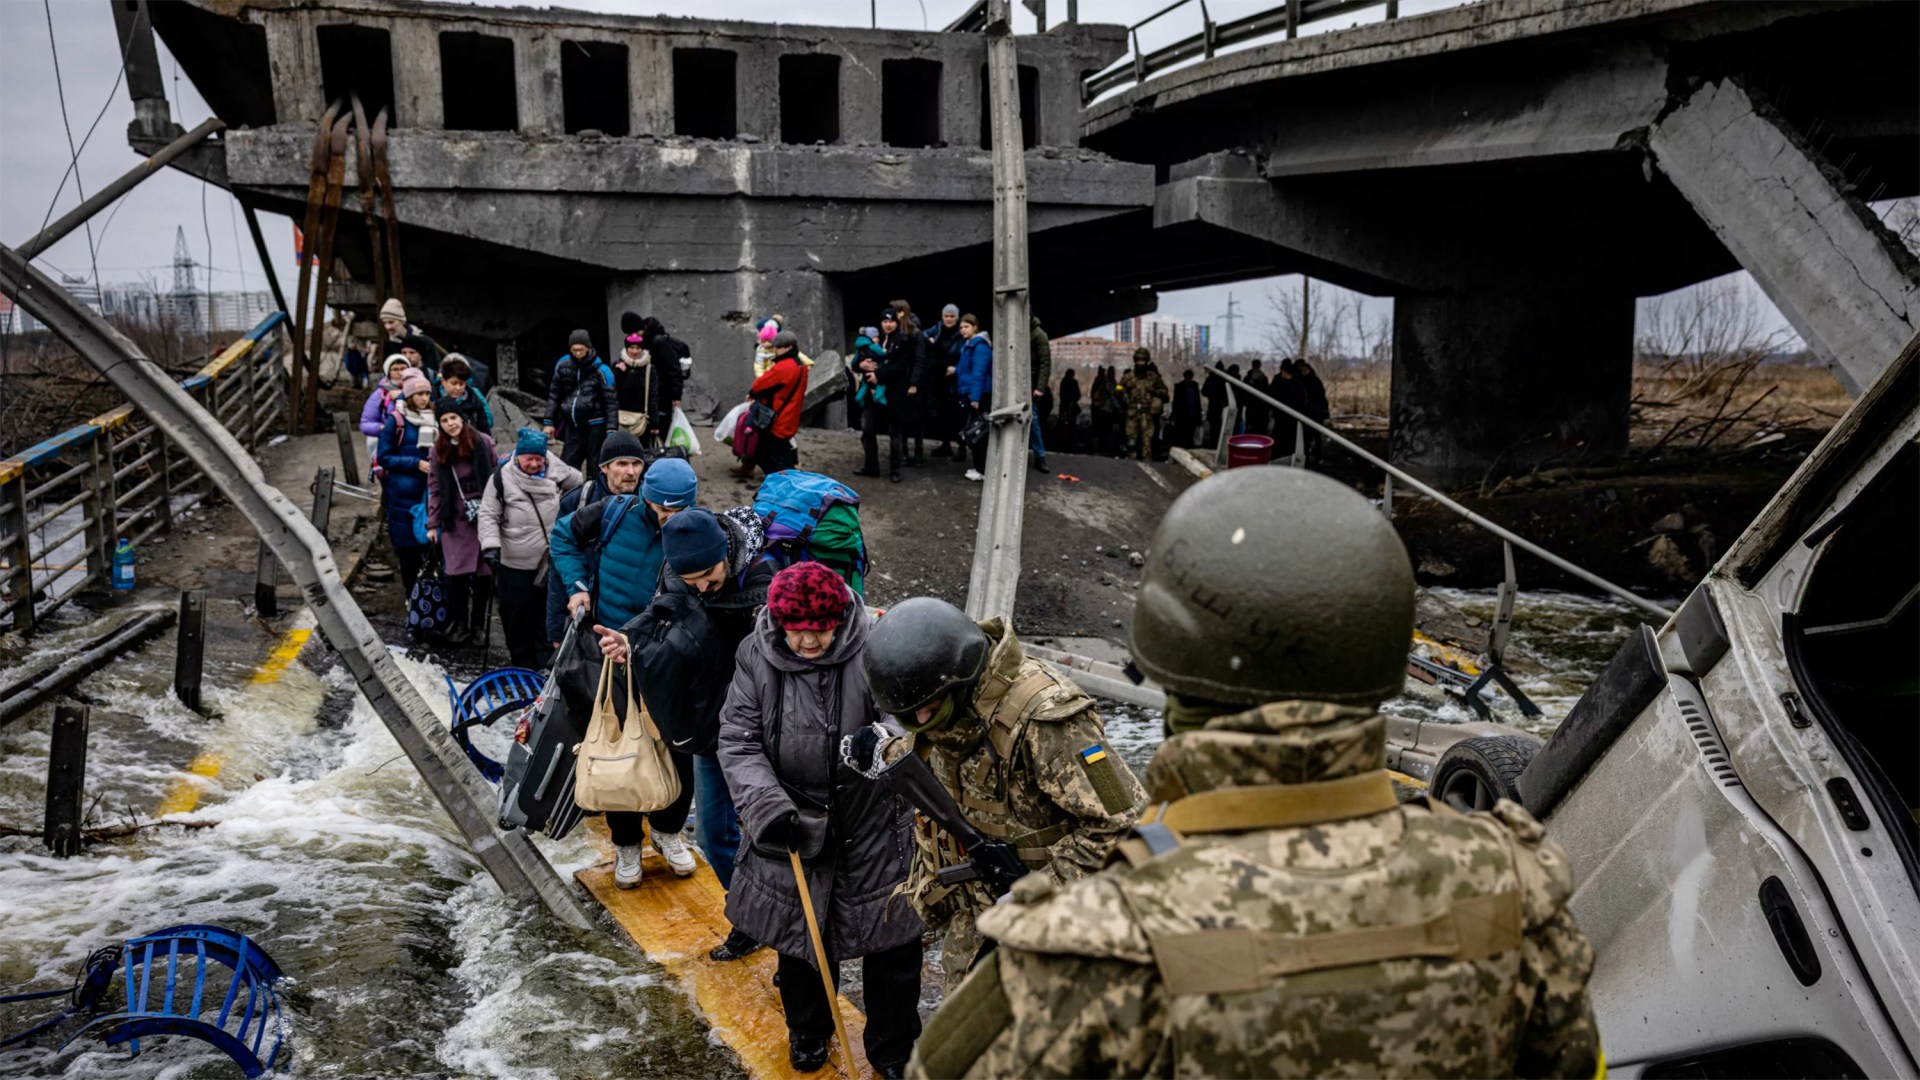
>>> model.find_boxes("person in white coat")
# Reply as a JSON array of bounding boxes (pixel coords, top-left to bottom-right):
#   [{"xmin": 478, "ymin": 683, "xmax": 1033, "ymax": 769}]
[{"xmin": 478, "ymin": 427, "xmax": 583, "ymax": 668}]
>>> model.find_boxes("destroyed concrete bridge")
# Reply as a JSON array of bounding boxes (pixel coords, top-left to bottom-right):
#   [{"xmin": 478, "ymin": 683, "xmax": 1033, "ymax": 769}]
[{"xmin": 127, "ymin": 0, "xmax": 1918, "ymax": 483}]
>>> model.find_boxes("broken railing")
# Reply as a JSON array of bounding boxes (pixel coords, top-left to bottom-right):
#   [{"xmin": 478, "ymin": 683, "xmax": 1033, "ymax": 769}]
[
  {"xmin": 1, "ymin": 313, "xmax": 289, "ymax": 633},
  {"xmin": 1085, "ymin": 0, "xmax": 1404, "ymax": 100},
  {"xmin": 1208, "ymin": 366, "xmax": 1674, "ymax": 622}
]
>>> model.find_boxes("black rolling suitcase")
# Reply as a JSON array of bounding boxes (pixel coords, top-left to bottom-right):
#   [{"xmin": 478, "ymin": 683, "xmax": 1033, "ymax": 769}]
[{"xmin": 498, "ymin": 616, "xmax": 592, "ymax": 838}]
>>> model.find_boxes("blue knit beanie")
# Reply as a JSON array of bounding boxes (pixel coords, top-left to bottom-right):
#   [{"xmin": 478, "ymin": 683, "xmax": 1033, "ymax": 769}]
[
  {"xmin": 514, "ymin": 427, "xmax": 547, "ymax": 457},
  {"xmin": 662, "ymin": 509, "xmax": 730, "ymax": 575},
  {"xmin": 640, "ymin": 457, "xmax": 698, "ymax": 508}
]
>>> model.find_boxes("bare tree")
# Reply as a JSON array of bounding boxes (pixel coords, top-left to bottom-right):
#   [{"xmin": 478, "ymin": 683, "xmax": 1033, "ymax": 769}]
[{"xmin": 1634, "ymin": 274, "xmax": 1802, "ymax": 450}]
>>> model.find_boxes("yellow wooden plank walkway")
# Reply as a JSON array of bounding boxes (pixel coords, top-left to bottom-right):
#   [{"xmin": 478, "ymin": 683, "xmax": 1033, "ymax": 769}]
[{"xmin": 578, "ymin": 821, "xmax": 874, "ymax": 1080}]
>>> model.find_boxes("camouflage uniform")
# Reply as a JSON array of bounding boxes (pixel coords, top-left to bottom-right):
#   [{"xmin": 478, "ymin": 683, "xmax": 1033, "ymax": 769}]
[
  {"xmin": 909, "ymin": 700, "xmax": 1602, "ymax": 1079},
  {"xmin": 1118, "ymin": 361, "xmax": 1170, "ymax": 460},
  {"xmin": 902, "ymin": 618, "xmax": 1147, "ymax": 995}
]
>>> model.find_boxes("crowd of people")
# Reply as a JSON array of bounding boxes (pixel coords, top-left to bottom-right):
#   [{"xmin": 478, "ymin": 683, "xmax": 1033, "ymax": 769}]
[{"xmin": 345, "ymin": 293, "xmax": 1598, "ymax": 1079}]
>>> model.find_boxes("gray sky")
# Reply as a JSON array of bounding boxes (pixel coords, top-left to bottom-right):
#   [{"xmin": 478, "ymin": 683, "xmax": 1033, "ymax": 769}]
[{"xmin": 1, "ymin": 0, "xmax": 1794, "ymax": 349}]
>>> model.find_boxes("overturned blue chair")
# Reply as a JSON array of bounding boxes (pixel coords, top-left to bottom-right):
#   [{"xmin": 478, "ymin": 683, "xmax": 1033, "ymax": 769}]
[
  {"xmin": 2, "ymin": 924, "xmax": 287, "ymax": 1076},
  {"xmin": 446, "ymin": 667, "xmax": 544, "ymax": 781}
]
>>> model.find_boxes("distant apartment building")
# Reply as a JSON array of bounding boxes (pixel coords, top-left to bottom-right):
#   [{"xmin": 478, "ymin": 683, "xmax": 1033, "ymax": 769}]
[
  {"xmin": 1112, "ymin": 316, "xmax": 1212, "ymax": 362},
  {"xmin": 3, "ymin": 279, "xmax": 278, "ymax": 335},
  {"xmin": 1050, "ymin": 335, "xmax": 1137, "ymax": 372}
]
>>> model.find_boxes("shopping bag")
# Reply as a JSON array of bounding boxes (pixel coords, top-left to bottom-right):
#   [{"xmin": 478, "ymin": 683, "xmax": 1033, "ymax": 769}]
[
  {"xmin": 714, "ymin": 401, "xmax": 749, "ymax": 446},
  {"xmin": 406, "ymin": 557, "xmax": 451, "ymax": 643},
  {"xmin": 572, "ymin": 654, "xmax": 681, "ymax": 813},
  {"xmin": 667, "ymin": 407, "xmax": 702, "ymax": 455}
]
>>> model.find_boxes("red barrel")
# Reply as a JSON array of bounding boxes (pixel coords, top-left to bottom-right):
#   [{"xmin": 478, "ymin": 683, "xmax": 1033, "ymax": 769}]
[{"xmin": 1226, "ymin": 434, "xmax": 1274, "ymax": 468}]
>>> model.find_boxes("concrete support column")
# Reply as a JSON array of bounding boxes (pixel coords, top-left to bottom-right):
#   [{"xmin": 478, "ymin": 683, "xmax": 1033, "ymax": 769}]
[
  {"xmin": 1389, "ymin": 290, "xmax": 1633, "ymax": 488},
  {"xmin": 266, "ymin": 12, "xmax": 325, "ymax": 125},
  {"xmin": 519, "ymin": 33, "xmax": 564, "ymax": 136},
  {"xmin": 631, "ymin": 37, "xmax": 672, "ymax": 137},
  {"xmin": 390, "ymin": 20, "xmax": 443, "ymax": 129},
  {"xmin": 606, "ymin": 270, "xmax": 844, "ymax": 418},
  {"xmin": 1651, "ymin": 79, "xmax": 1920, "ymax": 395}
]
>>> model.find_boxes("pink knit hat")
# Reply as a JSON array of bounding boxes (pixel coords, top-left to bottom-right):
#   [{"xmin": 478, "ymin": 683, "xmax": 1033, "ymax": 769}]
[{"xmin": 401, "ymin": 372, "xmax": 431, "ymax": 397}]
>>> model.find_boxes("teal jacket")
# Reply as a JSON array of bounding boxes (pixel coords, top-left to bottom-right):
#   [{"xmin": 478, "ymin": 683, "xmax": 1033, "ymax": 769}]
[{"xmin": 548, "ymin": 494, "xmax": 664, "ymax": 629}]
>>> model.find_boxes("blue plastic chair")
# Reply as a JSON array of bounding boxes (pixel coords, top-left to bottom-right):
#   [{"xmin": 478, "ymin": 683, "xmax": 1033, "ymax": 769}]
[
  {"xmin": 446, "ymin": 667, "xmax": 544, "ymax": 781},
  {"xmin": 70, "ymin": 924, "xmax": 287, "ymax": 1076}
]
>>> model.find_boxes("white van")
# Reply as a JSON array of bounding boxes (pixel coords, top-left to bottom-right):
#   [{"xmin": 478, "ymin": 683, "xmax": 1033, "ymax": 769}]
[{"xmin": 1513, "ymin": 340, "xmax": 1917, "ymax": 1076}]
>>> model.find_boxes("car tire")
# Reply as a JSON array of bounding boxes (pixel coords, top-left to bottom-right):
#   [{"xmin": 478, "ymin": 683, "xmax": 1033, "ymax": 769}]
[{"xmin": 1433, "ymin": 735, "xmax": 1538, "ymax": 812}]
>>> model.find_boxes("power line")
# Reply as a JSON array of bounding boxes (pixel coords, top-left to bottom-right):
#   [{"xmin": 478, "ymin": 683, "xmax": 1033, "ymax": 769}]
[{"xmin": 43, "ymin": 0, "xmax": 104, "ymax": 293}]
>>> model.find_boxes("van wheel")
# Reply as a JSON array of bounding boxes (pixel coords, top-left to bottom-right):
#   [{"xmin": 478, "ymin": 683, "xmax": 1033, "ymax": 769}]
[{"xmin": 1433, "ymin": 735, "xmax": 1537, "ymax": 812}]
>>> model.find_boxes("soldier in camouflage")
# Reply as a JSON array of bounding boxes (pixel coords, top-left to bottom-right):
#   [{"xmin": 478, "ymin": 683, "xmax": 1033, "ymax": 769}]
[
  {"xmin": 1117, "ymin": 347, "xmax": 1170, "ymax": 461},
  {"xmin": 863, "ymin": 598, "xmax": 1147, "ymax": 996},
  {"xmin": 908, "ymin": 468, "xmax": 1603, "ymax": 1079}
]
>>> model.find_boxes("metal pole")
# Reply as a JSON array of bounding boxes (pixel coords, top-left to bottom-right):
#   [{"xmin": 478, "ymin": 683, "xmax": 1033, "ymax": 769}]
[
  {"xmin": 1212, "ymin": 367, "xmax": 1673, "ymax": 619},
  {"xmin": 174, "ymin": 589, "xmax": 207, "ymax": 713},
  {"xmin": 254, "ymin": 540, "xmax": 278, "ymax": 617},
  {"xmin": 334, "ymin": 413, "xmax": 361, "ymax": 486},
  {"xmin": 309, "ymin": 466, "xmax": 334, "ymax": 536},
  {"xmin": 2, "ymin": 478, "xmax": 36, "ymax": 632},
  {"xmin": 965, "ymin": 0, "xmax": 1034, "ymax": 623},
  {"xmin": 14, "ymin": 118, "xmax": 226, "ymax": 260},
  {"xmin": 0, "ymin": 242, "xmax": 593, "ymax": 928},
  {"xmin": 241, "ymin": 203, "xmax": 290, "ymax": 323},
  {"xmin": 44, "ymin": 705, "xmax": 89, "ymax": 857}
]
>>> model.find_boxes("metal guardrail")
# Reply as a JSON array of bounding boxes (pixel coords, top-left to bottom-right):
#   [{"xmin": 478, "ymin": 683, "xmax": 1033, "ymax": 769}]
[
  {"xmin": 1084, "ymin": 0, "xmax": 1398, "ymax": 100},
  {"xmin": 0, "ymin": 312, "xmax": 290, "ymax": 632}
]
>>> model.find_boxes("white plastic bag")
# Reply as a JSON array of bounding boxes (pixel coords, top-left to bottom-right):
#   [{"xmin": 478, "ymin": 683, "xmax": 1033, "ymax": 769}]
[
  {"xmin": 714, "ymin": 401, "xmax": 750, "ymax": 446},
  {"xmin": 668, "ymin": 406, "xmax": 702, "ymax": 455}
]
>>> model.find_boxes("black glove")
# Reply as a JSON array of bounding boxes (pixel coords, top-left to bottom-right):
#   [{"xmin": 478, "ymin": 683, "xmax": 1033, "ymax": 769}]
[
  {"xmin": 482, "ymin": 547, "xmax": 501, "ymax": 570},
  {"xmin": 761, "ymin": 811, "xmax": 800, "ymax": 851},
  {"xmin": 968, "ymin": 837, "xmax": 1030, "ymax": 894}
]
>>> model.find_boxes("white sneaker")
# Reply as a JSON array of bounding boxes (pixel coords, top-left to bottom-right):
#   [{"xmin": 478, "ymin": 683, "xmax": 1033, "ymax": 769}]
[
  {"xmin": 614, "ymin": 844, "xmax": 644, "ymax": 890},
  {"xmin": 964, "ymin": 469, "xmax": 984, "ymax": 482},
  {"xmin": 654, "ymin": 830, "xmax": 696, "ymax": 877}
]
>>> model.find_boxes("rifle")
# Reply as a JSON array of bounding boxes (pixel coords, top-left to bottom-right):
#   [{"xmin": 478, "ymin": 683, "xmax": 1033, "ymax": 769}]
[{"xmin": 841, "ymin": 725, "xmax": 1028, "ymax": 895}]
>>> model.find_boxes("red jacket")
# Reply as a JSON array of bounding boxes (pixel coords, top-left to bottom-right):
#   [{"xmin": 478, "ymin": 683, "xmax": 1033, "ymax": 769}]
[{"xmin": 749, "ymin": 356, "xmax": 809, "ymax": 439}]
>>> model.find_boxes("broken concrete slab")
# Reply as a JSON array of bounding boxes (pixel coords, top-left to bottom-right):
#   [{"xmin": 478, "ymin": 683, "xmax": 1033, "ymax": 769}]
[{"xmin": 1649, "ymin": 78, "xmax": 1920, "ymax": 396}]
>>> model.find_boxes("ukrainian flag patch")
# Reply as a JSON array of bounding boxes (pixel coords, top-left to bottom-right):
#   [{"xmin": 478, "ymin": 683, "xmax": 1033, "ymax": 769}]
[{"xmin": 1080, "ymin": 744, "xmax": 1108, "ymax": 764}]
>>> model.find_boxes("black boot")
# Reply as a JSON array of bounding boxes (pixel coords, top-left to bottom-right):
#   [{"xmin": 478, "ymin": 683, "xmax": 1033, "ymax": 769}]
[
  {"xmin": 708, "ymin": 927, "xmax": 763, "ymax": 961},
  {"xmin": 789, "ymin": 1032, "xmax": 831, "ymax": 1073},
  {"xmin": 1032, "ymin": 455, "xmax": 1048, "ymax": 473}
]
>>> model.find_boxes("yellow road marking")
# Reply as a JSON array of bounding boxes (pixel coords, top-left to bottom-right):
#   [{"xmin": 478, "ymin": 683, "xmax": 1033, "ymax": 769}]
[
  {"xmin": 156, "ymin": 752, "xmax": 227, "ymax": 816},
  {"xmin": 155, "ymin": 621, "xmax": 312, "ymax": 817},
  {"xmin": 577, "ymin": 819, "xmax": 873, "ymax": 1079},
  {"xmin": 1388, "ymin": 768, "xmax": 1429, "ymax": 791},
  {"xmin": 250, "ymin": 627, "xmax": 313, "ymax": 684}
]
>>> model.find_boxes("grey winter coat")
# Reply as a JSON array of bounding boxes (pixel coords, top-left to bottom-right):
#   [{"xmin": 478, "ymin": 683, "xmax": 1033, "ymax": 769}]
[
  {"xmin": 476, "ymin": 453, "xmax": 583, "ymax": 571},
  {"xmin": 719, "ymin": 598, "xmax": 924, "ymax": 963}
]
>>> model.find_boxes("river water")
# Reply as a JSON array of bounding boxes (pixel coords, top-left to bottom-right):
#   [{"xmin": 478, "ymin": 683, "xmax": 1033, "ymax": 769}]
[{"xmin": 0, "ymin": 588, "xmax": 1651, "ymax": 1077}]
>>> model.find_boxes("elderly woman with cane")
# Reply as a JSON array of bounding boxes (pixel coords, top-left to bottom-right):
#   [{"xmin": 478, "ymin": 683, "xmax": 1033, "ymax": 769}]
[{"xmin": 717, "ymin": 562, "xmax": 924, "ymax": 1077}]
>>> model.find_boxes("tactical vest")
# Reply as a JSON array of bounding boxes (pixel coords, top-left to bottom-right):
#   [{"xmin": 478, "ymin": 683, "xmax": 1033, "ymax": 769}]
[
  {"xmin": 907, "ymin": 660, "xmax": 1082, "ymax": 920},
  {"xmin": 1049, "ymin": 773, "xmax": 1549, "ymax": 1074}
]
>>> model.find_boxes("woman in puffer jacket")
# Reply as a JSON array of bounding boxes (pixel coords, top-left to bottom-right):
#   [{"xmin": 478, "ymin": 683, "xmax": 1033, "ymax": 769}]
[
  {"xmin": 359, "ymin": 355, "xmax": 412, "ymax": 480},
  {"xmin": 718, "ymin": 563, "xmax": 924, "ymax": 1077},
  {"xmin": 477, "ymin": 427, "xmax": 583, "ymax": 668}
]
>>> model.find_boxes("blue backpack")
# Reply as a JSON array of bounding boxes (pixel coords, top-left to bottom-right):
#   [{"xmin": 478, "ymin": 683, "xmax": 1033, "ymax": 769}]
[{"xmin": 752, "ymin": 471, "xmax": 868, "ymax": 594}]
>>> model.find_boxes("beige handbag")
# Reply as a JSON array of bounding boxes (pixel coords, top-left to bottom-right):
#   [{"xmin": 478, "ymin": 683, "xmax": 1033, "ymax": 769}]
[{"xmin": 573, "ymin": 654, "xmax": 681, "ymax": 813}]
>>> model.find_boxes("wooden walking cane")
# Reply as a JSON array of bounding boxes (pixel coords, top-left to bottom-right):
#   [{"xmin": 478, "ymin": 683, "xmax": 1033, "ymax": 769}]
[{"xmin": 790, "ymin": 849, "xmax": 858, "ymax": 1079}]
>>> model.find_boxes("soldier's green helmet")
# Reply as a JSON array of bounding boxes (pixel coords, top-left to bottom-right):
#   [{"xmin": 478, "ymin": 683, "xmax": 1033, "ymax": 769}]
[
  {"xmin": 1131, "ymin": 467, "xmax": 1414, "ymax": 706},
  {"xmin": 864, "ymin": 597, "xmax": 990, "ymax": 716}
]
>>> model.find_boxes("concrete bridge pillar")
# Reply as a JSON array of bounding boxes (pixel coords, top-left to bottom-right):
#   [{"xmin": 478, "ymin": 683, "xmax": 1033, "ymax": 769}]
[
  {"xmin": 1389, "ymin": 290, "xmax": 1633, "ymax": 489},
  {"xmin": 606, "ymin": 270, "xmax": 845, "ymax": 421}
]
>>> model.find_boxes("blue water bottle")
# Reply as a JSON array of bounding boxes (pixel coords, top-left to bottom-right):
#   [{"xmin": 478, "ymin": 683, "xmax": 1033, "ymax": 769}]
[{"xmin": 112, "ymin": 538, "xmax": 136, "ymax": 591}]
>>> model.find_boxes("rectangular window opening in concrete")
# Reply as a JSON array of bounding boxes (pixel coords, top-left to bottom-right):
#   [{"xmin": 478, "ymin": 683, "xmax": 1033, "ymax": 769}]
[
  {"xmin": 882, "ymin": 58, "xmax": 942, "ymax": 148},
  {"xmin": 440, "ymin": 31, "xmax": 517, "ymax": 131},
  {"xmin": 979, "ymin": 63, "xmax": 1039, "ymax": 149},
  {"xmin": 779, "ymin": 54, "xmax": 841, "ymax": 145},
  {"xmin": 317, "ymin": 24, "xmax": 395, "ymax": 123},
  {"xmin": 562, "ymin": 40, "xmax": 630, "ymax": 136},
  {"xmin": 673, "ymin": 49, "xmax": 738, "ymax": 139}
]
